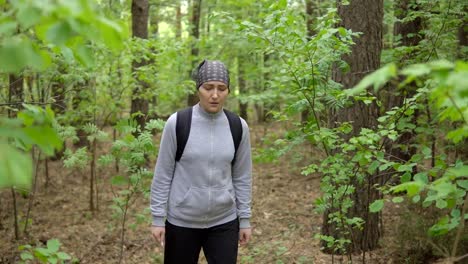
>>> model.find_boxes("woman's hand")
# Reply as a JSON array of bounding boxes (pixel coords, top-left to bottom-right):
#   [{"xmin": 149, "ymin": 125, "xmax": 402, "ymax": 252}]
[
  {"xmin": 239, "ymin": 228, "xmax": 252, "ymax": 246},
  {"xmin": 151, "ymin": 226, "xmax": 165, "ymax": 247}
]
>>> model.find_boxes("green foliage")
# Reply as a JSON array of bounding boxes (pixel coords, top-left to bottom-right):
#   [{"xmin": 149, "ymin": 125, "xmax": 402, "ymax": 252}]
[
  {"xmin": 236, "ymin": 6, "xmax": 357, "ymax": 118},
  {"xmin": 351, "ymin": 60, "xmax": 467, "ymax": 255},
  {"xmin": 0, "ymin": 0, "xmax": 127, "ymax": 73},
  {"xmin": 63, "ymin": 147, "xmax": 89, "ymax": 170},
  {"xmin": 18, "ymin": 239, "xmax": 72, "ymax": 264},
  {"xmin": 96, "ymin": 117, "xmax": 163, "ymax": 261},
  {"xmin": 0, "ymin": 105, "xmax": 62, "ymax": 189}
]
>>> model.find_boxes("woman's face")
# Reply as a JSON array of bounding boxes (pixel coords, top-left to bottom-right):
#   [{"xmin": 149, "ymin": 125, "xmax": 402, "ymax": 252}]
[{"xmin": 198, "ymin": 81, "xmax": 229, "ymax": 113}]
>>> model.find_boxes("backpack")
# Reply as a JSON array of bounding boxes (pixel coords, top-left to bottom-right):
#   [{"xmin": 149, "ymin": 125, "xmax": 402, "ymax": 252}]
[{"xmin": 175, "ymin": 107, "xmax": 243, "ymax": 165}]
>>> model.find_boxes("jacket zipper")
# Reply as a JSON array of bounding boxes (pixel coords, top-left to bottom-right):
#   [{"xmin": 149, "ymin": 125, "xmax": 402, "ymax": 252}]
[{"xmin": 207, "ymin": 115, "xmax": 214, "ymax": 225}]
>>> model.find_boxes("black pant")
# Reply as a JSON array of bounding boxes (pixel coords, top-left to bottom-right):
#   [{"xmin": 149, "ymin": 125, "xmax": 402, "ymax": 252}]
[{"xmin": 164, "ymin": 218, "xmax": 239, "ymax": 264}]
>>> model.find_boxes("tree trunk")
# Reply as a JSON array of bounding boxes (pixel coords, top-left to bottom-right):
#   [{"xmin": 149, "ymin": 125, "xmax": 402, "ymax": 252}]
[
  {"xmin": 254, "ymin": 53, "xmax": 264, "ymax": 124},
  {"xmin": 175, "ymin": 1, "xmax": 182, "ymax": 39},
  {"xmin": 455, "ymin": 8, "xmax": 468, "ymax": 161},
  {"xmin": 323, "ymin": 0, "xmax": 384, "ymax": 254},
  {"xmin": 50, "ymin": 66, "xmax": 67, "ymax": 160},
  {"xmin": 8, "ymin": 74, "xmax": 23, "ymax": 117},
  {"xmin": 458, "ymin": 6, "xmax": 467, "ymax": 60},
  {"xmin": 301, "ymin": 0, "xmax": 317, "ymax": 124},
  {"xmin": 72, "ymin": 82, "xmax": 91, "ymax": 148},
  {"xmin": 8, "ymin": 74, "xmax": 23, "ymax": 240},
  {"xmin": 150, "ymin": 5, "xmax": 159, "ymax": 38},
  {"xmin": 187, "ymin": 0, "xmax": 202, "ymax": 106},
  {"xmin": 130, "ymin": 0, "xmax": 150, "ymax": 131},
  {"xmin": 238, "ymin": 56, "xmax": 248, "ymax": 121},
  {"xmin": 262, "ymin": 53, "xmax": 275, "ymax": 122},
  {"xmin": 383, "ymin": 0, "xmax": 423, "ymax": 177}
]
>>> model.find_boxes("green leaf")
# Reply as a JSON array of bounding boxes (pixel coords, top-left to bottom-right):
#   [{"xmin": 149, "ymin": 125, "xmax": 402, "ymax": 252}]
[
  {"xmin": 346, "ymin": 63, "xmax": 397, "ymax": 96},
  {"xmin": 22, "ymin": 126, "xmax": 63, "ymax": 156},
  {"xmin": 446, "ymin": 166, "xmax": 468, "ymax": 178},
  {"xmin": 436, "ymin": 199, "xmax": 448, "ymax": 209},
  {"xmin": 401, "ymin": 63, "xmax": 431, "ymax": 77},
  {"xmin": 401, "ymin": 172, "xmax": 412, "ymax": 183},
  {"xmin": 457, "ymin": 180, "xmax": 468, "ymax": 190},
  {"xmin": 369, "ymin": 199, "xmax": 384, "ymax": 213},
  {"xmin": 421, "ymin": 146, "xmax": 432, "ymax": 159},
  {"xmin": 0, "ymin": 144, "xmax": 32, "ymax": 189},
  {"xmin": 17, "ymin": 6, "xmax": 42, "ymax": 28},
  {"xmin": 0, "ymin": 21, "xmax": 18, "ymax": 36},
  {"xmin": 446, "ymin": 127, "xmax": 468, "ymax": 143},
  {"xmin": 392, "ymin": 197, "xmax": 404, "ymax": 203},
  {"xmin": 34, "ymin": 247, "xmax": 50, "ymax": 257},
  {"xmin": 46, "ymin": 21, "xmax": 74, "ymax": 46},
  {"xmin": 451, "ymin": 209, "xmax": 460, "ymax": 218},
  {"xmin": 428, "ymin": 216, "xmax": 450, "ymax": 236},
  {"xmin": 414, "ymin": 172, "xmax": 428, "ymax": 184},
  {"xmin": 47, "ymin": 239, "xmax": 61, "ymax": 253},
  {"xmin": 428, "ymin": 59, "xmax": 454, "ymax": 71},
  {"xmin": 74, "ymin": 44, "xmax": 94, "ymax": 67},
  {"xmin": 0, "ymin": 37, "xmax": 44, "ymax": 73},
  {"xmin": 49, "ymin": 256, "xmax": 58, "ymax": 264},
  {"xmin": 18, "ymin": 244, "xmax": 32, "ymax": 250},
  {"xmin": 96, "ymin": 18, "xmax": 125, "ymax": 51},
  {"xmin": 20, "ymin": 252, "xmax": 34, "ymax": 260},
  {"xmin": 57, "ymin": 252, "xmax": 71, "ymax": 260},
  {"xmin": 367, "ymin": 160, "xmax": 380, "ymax": 174}
]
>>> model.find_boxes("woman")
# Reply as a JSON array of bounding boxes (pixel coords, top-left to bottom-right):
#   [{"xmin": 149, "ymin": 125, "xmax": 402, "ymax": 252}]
[{"xmin": 150, "ymin": 60, "xmax": 252, "ymax": 263}]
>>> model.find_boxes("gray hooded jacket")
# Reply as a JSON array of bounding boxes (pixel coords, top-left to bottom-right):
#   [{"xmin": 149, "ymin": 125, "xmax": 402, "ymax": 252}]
[{"xmin": 150, "ymin": 103, "xmax": 252, "ymax": 229}]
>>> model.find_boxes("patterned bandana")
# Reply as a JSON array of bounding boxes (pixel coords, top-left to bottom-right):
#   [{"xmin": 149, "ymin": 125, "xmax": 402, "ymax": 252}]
[{"xmin": 194, "ymin": 60, "xmax": 230, "ymax": 89}]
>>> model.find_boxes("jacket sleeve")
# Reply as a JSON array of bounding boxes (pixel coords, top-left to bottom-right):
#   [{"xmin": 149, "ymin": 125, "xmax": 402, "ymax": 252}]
[
  {"xmin": 232, "ymin": 118, "xmax": 252, "ymax": 228},
  {"xmin": 150, "ymin": 114, "xmax": 177, "ymax": 227}
]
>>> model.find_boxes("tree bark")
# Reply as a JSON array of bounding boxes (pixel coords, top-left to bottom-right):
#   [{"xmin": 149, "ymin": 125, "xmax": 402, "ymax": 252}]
[
  {"xmin": 262, "ymin": 53, "xmax": 275, "ymax": 122},
  {"xmin": 72, "ymin": 82, "xmax": 91, "ymax": 148},
  {"xmin": 50, "ymin": 65, "xmax": 67, "ymax": 160},
  {"xmin": 455, "ymin": 7, "xmax": 468, "ymax": 161},
  {"xmin": 323, "ymin": 0, "xmax": 384, "ymax": 254},
  {"xmin": 8, "ymin": 74, "xmax": 23, "ymax": 117},
  {"xmin": 175, "ymin": 1, "xmax": 182, "ymax": 39},
  {"xmin": 8, "ymin": 73, "xmax": 23, "ymax": 241},
  {"xmin": 457, "ymin": 6, "xmax": 467, "ymax": 60},
  {"xmin": 187, "ymin": 0, "xmax": 202, "ymax": 106},
  {"xmin": 238, "ymin": 56, "xmax": 248, "ymax": 121},
  {"xmin": 130, "ymin": 0, "xmax": 150, "ymax": 131}
]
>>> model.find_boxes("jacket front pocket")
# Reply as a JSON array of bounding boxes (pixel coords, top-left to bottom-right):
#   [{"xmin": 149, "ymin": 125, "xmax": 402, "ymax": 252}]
[
  {"xmin": 211, "ymin": 188, "xmax": 236, "ymax": 218},
  {"xmin": 174, "ymin": 187, "xmax": 207, "ymax": 220}
]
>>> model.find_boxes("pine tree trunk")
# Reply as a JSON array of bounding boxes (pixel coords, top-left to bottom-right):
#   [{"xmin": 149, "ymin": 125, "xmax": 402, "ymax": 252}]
[
  {"xmin": 187, "ymin": 0, "xmax": 202, "ymax": 106},
  {"xmin": 323, "ymin": 0, "xmax": 384, "ymax": 254},
  {"xmin": 130, "ymin": 0, "xmax": 150, "ymax": 131}
]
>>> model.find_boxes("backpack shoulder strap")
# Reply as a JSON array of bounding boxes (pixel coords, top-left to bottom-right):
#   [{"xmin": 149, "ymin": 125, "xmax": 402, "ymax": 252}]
[
  {"xmin": 223, "ymin": 109, "xmax": 243, "ymax": 165},
  {"xmin": 175, "ymin": 107, "xmax": 193, "ymax": 162}
]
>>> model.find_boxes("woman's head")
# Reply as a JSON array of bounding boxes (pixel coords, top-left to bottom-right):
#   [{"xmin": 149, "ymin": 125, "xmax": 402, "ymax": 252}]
[{"xmin": 194, "ymin": 60, "xmax": 230, "ymax": 113}]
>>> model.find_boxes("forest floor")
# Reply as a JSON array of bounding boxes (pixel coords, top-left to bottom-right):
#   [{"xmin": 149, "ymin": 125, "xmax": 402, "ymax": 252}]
[{"xmin": 0, "ymin": 124, "xmax": 444, "ymax": 263}]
